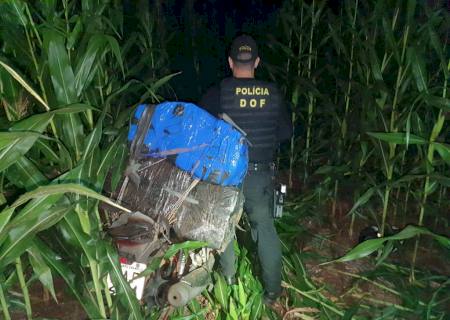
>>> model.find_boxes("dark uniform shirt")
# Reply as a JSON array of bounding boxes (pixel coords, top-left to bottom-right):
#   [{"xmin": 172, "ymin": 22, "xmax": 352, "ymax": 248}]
[{"xmin": 199, "ymin": 77, "xmax": 292, "ymax": 163}]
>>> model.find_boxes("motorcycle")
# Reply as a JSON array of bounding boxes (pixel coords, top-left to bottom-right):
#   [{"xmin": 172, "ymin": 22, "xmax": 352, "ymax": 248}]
[
  {"xmin": 107, "ymin": 211, "xmax": 216, "ymax": 308},
  {"xmin": 103, "ymin": 102, "xmax": 245, "ymax": 308}
]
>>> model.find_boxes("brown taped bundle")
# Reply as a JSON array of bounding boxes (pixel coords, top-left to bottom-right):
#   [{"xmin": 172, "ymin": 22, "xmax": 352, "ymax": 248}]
[{"xmin": 107, "ymin": 158, "xmax": 243, "ymax": 251}]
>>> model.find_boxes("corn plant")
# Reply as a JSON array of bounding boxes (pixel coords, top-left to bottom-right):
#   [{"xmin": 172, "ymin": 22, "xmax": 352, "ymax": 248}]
[
  {"xmin": 271, "ymin": 0, "xmax": 448, "ymax": 244},
  {"xmin": 263, "ymin": 0, "xmax": 449, "ymax": 317},
  {"xmin": 0, "ymin": 1, "xmax": 175, "ymax": 318}
]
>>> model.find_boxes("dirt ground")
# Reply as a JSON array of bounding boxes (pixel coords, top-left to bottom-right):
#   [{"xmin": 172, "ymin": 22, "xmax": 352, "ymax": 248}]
[
  {"xmin": 10, "ymin": 278, "xmax": 86, "ymax": 320},
  {"xmin": 281, "ymin": 210, "xmax": 450, "ymax": 319}
]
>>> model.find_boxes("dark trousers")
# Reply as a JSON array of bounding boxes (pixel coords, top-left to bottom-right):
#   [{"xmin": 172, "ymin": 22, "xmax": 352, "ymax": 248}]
[{"xmin": 220, "ymin": 168, "xmax": 282, "ymax": 295}]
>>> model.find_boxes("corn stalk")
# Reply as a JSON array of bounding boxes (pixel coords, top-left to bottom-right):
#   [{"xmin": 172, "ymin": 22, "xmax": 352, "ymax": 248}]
[
  {"xmin": 411, "ymin": 59, "xmax": 449, "ymax": 282},
  {"xmin": 303, "ymin": 0, "xmax": 316, "ymax": 181},
  {"xmin": 0, "ymin": 1, "xmax": 174, "ymax": 318},
  {"xmin": 379, "ymin": 6, "xmax": 410, "ymax": 236}
]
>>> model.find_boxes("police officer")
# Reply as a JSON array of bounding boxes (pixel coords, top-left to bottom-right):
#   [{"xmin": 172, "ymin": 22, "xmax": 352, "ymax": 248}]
[{"xmin": 199, "ymin": 34, "xmax": 292, "ymax": 304}]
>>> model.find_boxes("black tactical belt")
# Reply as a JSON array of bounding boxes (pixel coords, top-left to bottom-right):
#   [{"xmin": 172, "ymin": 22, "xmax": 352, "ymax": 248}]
[{"xmin": 248, "ymin": 162, "xmax": 275, "ymax": 172}]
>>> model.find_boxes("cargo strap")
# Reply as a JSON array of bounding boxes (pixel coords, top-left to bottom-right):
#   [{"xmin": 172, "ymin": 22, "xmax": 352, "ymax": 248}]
[
  {"xmin": 219, "ymin": 112, "xmax": 253, "ymax": 147},
  {"xmin": 129, "ymin": 104, "xmax": 155, "ymax": 160},
  {"xmin": 125, "ymin": 104, "xmax": 156, "ymax": 187}
]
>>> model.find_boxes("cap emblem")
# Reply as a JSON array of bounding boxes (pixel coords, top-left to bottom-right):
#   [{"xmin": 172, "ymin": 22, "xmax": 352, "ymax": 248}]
[{"xmin": 239, "ymin": 45, "xmax": 252, "ymax": 52}]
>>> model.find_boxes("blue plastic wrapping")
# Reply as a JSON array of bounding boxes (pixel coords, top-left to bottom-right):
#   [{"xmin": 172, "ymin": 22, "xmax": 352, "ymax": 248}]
[{"xmin": 128, "ymin": 102, "xmax": 248, "ymax": 186}]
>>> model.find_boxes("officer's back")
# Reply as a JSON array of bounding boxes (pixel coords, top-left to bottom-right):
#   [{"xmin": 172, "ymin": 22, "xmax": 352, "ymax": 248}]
[
  {"xmin": 199, "ymin": 34, "xmax": 291, "ymax": 164},
  {"xmin": 199, "ymin": 34, "xmax": 292, "ymax": 306}
]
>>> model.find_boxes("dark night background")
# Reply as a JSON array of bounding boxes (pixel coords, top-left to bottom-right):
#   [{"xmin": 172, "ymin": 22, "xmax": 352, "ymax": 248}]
[
  {"xmin": 122, "ymin": 0, "xmax": 343, "ymax": 102},
  {"xmin": 0, "ymin": 0, "xmax": 449, "ymax": 318},
  {"xmin": 121, "ymin": 0, "xmax": 448, "ymax": 104}
]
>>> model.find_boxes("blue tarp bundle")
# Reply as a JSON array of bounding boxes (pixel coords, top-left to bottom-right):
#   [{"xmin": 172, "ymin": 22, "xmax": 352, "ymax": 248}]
[{"xmin": 128, "ymin": 102, "xmax": 248, "ymax": 186}]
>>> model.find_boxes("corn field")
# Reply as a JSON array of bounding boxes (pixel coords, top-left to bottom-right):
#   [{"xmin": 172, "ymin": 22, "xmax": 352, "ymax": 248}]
[{"xmin": 0, "ymin": 0, "xmax": 449, "ymax": 319}]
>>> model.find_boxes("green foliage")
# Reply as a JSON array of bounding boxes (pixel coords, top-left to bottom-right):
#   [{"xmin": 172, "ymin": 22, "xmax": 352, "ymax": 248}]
[
  {"xmin": 327, "ymin": 225, "xmax": 450, "ymax": 263},
  {"xmin": 0, "ymin": 0, "xmax": 175, "ymax": 318},
  {"xmin": 167, "ymin": 242, "xmax": 267, "ymax": 320},
  {"xmin": 271, "ymin": 0, "xmax": 448, "ymax": 258},
  {"xmin": 266, "ymin": 0, "xmax": 449, "ymax": 318},
  {"xmin": 0, "ymin": 0, "xmax": 448, "ymax": 318}
]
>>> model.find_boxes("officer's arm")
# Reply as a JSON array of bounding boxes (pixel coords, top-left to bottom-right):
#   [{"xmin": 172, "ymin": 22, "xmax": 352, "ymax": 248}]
[
  {"xmin": 199, "ymin": 86, "xmax": 221, "ymax": 117},
  {"xmin": 277, "ymin": 100, "xmax": 293, "ymax": 142}
]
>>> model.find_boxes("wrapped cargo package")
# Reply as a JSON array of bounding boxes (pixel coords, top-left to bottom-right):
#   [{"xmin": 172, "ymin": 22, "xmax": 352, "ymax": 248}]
[
  {"xmin": 104, "ymin": 101, "xmax": 248, "ymax": 250},
  {"xmin": 128, "ymin": 102, "xmax": 248, "ymax": 186},
  {"xmin": 107, "ymin": 158, "xmax": 243, "ymax": 250}
]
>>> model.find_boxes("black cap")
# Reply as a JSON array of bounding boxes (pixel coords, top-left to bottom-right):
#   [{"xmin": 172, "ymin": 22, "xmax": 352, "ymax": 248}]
[{"xmin": 229, "ymin": 35, "xmax": 258, "ymax": 63}]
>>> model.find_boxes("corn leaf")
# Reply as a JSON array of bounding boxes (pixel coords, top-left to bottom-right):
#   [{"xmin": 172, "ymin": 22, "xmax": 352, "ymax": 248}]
[
  {"xmin": 95, "ymin": 131, "xmax": 127, "ymax": 189},
  {"xmin": 408, "ymin": 47, "xmax": 428, "ymax": 93},
  {"xmin": 237, "ymin": 278, "xmax": 247, "ymax": 308},
  {"xmin": 327, "ymin": 225, "xmax": 450, "ymax": 263},
  {"xmin": 346, "ymin": 186, "xmax": 376, "ymax": 217},
  {"xmin": 0, "ymin": 113, "xmax": 54, "ymax": 173},
  {"xmin": 425, "ymin": 179, "xmax": 438, "ymax": 196},
  {"xmin": 140, "ymin": 71, "xmax": 182, "ymax": 101},
  {"xmin": 214, "ymin": 273, "xmax": 229, "ymax": 311},
  {"xmin": 249, "ymin": 293, "xmax": 262, "ymax": 320},
  {"xmin": 82, "ymin": 117, "xmax": 103, "ymax": 162},
  {"xmin": 59, "ymin": 209, "xmax": 97, "ymax": 266},
  {"xmin": 0, "ymin": 106, "xmax": 92, "ymax": 174},
  {"xmin": 110, "ymin": 143, "xmax": 128, "ymax": 190},
  {"xmin": 44, "ymin": 30, "xmax": 84, "ymax": 160},
  {"xmin": 367, "ymin": 132, "xmax": 427, "ymax": 145},
  {"xmin": 368, "ymin": 47, "xmax": 383, "ymax": 81},
  {"xmin": 67, "ymin": 18, "xmax": 83, "ymax": 51},
  {"xmin": 105, "ymin": 245, "xmax": 143, "ymax": 320},
  {"xmin": 8, "ymin": 165, "xmax": 84, "ymax": 227},
  {"xmin": 52, "ymin": 104, "xmax": 100, "ymax": 114},
  {"xmin": 424, "ymin": 95, "xmax": 450, "ymax": 111},
  {"xmin": 0, "ymin": 132, "xmax": 42, "ymax": 148},
  {"xmin": 427, "ymin": 25, "xmax": 447, "ymax": 75},
  {"xmin": 328, "ymin": 25, "xmax": 348, "ymax": 58},
  {"xmin": 165, "ymin": 241, "xmax": 208, "ymax": 258},
  {"xmin": 33, "ymin": 139, "xmax": 60, "ymax": 164},
  {"xmin": 44, "ymin": 30, "xmax": 77, "ymax": 104},
  {"xmin": 0, "ymin": 65, "xmax": 23, "ymax": 121},
  {"xmin": 382, "ymin": 17, "xmax": 400, "ymax": 63},
  {"xmin": 5, "ymin": 156, "xmax": 47, "ymax": 190},
  {"xmin": 325, "ymin": 237, "xmax": 382, "ymax": 263},
  {"xmin": 0, "ymin": 207, "xmax": 15, "ymax": 236},
  {"xmin": 76, "ymin": 116, "xmax": 104, "ymax": 233},
  {"xmin": 105, "ymin": 80, "xmax": 140, "ymax": 110},
  {"xmin": 31, "ymin": 239, "xmax": 102, "ymax": 319},
  {"xmin": 11, "ymin": 183, "xmax": 130, "ymax": 212},
  {"xmin": 74, "ymin": 34, "xmax": 106, "ymax": 96},
  {"xmin": 104, "ymin": 35, "xmax": 125, "ymax": 78},
  {"xmin": 432, "ymin": 143, "xmax": 450, "ymax": 166},
  {"xmin": 228, "ymin": 297, "xmax": 238, "ymax": 320},
  {"xmin": 34, "ymin": 0, "xmax": 56, "ymax": 20},
  {"xmin": 6, "ymin": 1, "xmax": 28, "ymax": 27},
  {"xmin": 0, "ymin": 205, "xmax": 72, "ymax": 268},
  {"xmin": 0, "ymin": 59, "xmax": 50, "ymax": 111},
  {"xmin": 406, "ymin": 0, "xmax": 416, "ymax": 24},
  {"xmin": 59, "ymin": 113, "xmax": 85, "ymax": 161},
  {"xmin": 187, "ymin": 298, "xmax": 202, "ymax": 316},
  {"xmin": 27, "ymin": 245, "xmax": 58, "ymax": 302}
]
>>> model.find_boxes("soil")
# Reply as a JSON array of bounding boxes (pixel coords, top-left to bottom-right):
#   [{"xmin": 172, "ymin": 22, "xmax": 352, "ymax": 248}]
[
  {"xmin": 9, "ymin": 278, "xmax": 86, "ymax": 320},
  {"xmin": 279, "ymin": 204, "xmax": 450, "ymax": 319}
]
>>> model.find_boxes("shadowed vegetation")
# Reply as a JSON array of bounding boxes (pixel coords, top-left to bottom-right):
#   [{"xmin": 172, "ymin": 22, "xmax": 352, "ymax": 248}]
[{"xmin": 0, "ymin": 0, "xmax": 448, "ymax": 319}]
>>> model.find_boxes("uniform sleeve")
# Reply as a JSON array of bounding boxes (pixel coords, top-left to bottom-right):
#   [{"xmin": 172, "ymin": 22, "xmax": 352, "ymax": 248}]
[
  {"xmin": 198, "ymin": 85, "xmax": 221, "ymax": 117},
  {"xmin": 277, "ymin": 95, "xmax": 293, "ymax": 142}
]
